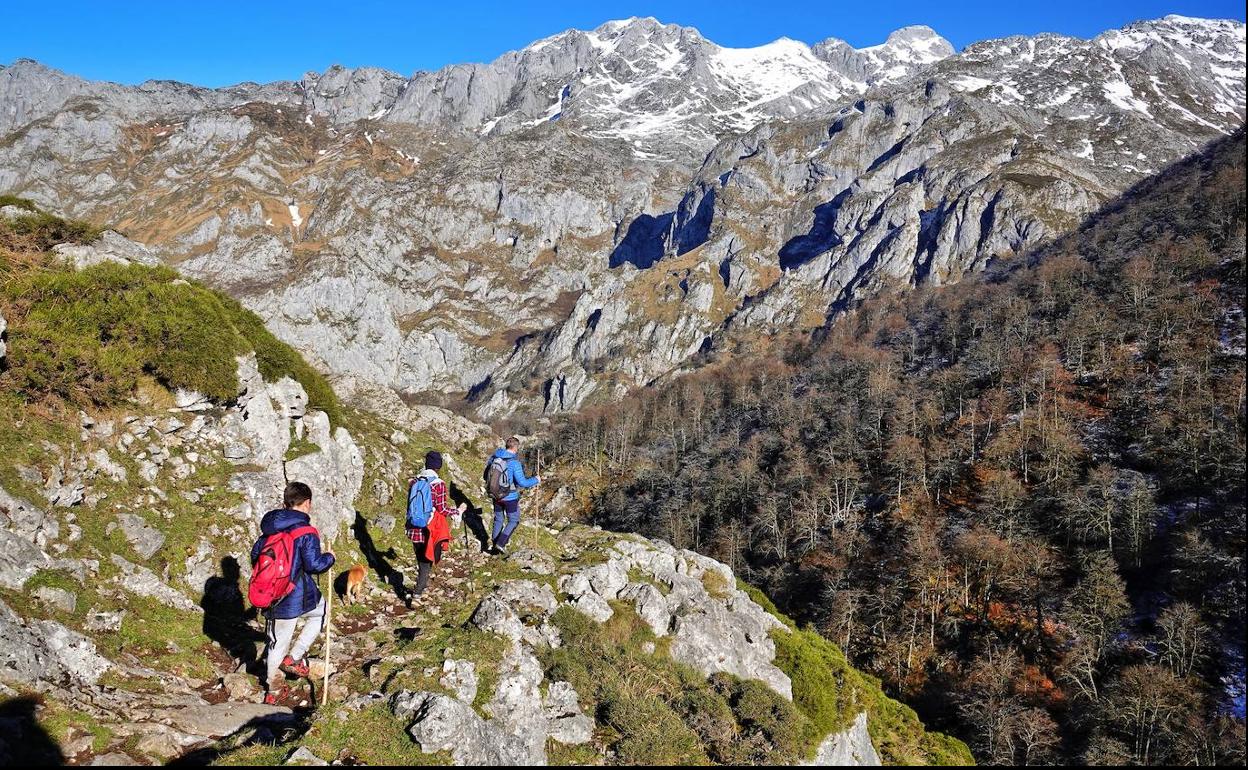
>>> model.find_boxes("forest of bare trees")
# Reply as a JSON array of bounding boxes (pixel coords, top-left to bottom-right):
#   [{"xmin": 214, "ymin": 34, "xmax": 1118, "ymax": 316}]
[{"xmin": 544, "ymin": 132, "xmax": 1247, "ymax": 764}]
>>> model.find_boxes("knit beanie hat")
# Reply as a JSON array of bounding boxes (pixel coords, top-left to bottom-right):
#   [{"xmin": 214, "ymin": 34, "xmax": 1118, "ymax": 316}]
[{"xmin": 425, "ymin": 450, "xmax": 443, "ymax": 470}]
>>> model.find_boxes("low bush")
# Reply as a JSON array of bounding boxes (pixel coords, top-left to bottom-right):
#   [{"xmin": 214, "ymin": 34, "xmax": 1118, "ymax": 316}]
[
  {"xmin": 541, "ymin": 604, "xmax": 826, "ymax": 765},
  {"xmin": 1, "ymin": 260, "xmax": 340, "ymax": 423}
]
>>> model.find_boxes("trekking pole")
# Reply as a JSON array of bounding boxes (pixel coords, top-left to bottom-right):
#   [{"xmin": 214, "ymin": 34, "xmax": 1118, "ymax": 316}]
[
  {"xmin": 535, "ymin": 448, "xmax": 543, "ymax": 533},
  {"xmin": 322, "ymin": 573, "xmax": 332, "ymax": 706}
]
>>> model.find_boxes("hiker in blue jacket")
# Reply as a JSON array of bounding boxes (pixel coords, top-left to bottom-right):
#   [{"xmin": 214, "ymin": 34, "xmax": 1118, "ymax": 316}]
[
  {"xmin": 249, "ymin": 481, "xmax": 335, "ymax": 704},
  {"xmin": 484, "ymin": 436, "xmax": 540, "ymax": 555}
]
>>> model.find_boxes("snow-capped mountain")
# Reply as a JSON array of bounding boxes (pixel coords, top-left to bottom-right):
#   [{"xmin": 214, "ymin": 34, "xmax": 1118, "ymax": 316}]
[
  {"xmin": 0, "ymin": 17, "xmax": 954, "ymax": 161},
  {"xmin": 324, "ymin": 17, "xmax": 956, "ymax": 158},
  {"xmin": 0, "ymin": 15, "xmax": 1243, "ymax": 417}
]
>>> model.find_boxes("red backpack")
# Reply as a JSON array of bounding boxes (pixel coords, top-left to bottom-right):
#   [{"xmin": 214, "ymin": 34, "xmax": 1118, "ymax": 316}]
[{"xmin": 248, "ymin": 525, "xmax": 318, "ymax": 609}]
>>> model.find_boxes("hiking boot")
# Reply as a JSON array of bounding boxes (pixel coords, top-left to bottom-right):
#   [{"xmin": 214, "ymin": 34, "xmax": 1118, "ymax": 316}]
[
  {"xmin": 280, "ymin": 655, "xmax": 311, "ymax": 678},
  {"xmin": 263, "ymin": 685, "xmax": 289, "ymax": 706}
]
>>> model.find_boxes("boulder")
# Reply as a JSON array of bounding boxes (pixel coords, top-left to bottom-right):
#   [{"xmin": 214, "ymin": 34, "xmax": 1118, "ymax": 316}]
[
  {"xmin": 396, "ymin": 692, "xmax": 537, "ymax": 765},
  {"xmin": 155, "ymin": 702, "xmax": 294, "ymax": 738},
  {"xmin": 89, "ymin": 753, "xmax": 139, "ymax": 766},
  {"xmin": 33, "ymin": 585, "xmax": 77, "ymax": 613},
  {"xmin": 484, "ymin": 643, "xmax": 548, "ymax": 761},
  {"xmin": 85, "ymin": 609, "xmax": 125, "ymax": 633},
  {"xmin": 173, "ymin": 388, "xmax": 212, "ymax": 412},
  {"xmin": 0, "ymin": 597, "xmax": 112, "ymax": 685},
  {"xmin": 560, "ymin": 558, "xmax": 628, "ymax": 602},
  {"xmin": 543, "ymin": 681, "xmax": 594, "ymax": 745},
  {"xmin": 283, "ymin": 410, "xmax": 364, "ymax": 545},
  {"xmin": 493, "ymin": 580, "xmax": 558, "ymax": 615},
  {"xmin": 0, "ymin": 485, "xmax": 58, "ymax": 549},
  {"xmin": 470, "ymin": 581, "xmax": 559, "ymax": 646},
  {"xmin": 0, "ymin": 529, "xmax": 51, "ymax": 590},
  {"xmin": 53, "ymin": 230, "xmax": 161, "ymax": 270},
  {"xmin": 132, "ymin": 724, "xmax": 199, "ymax": 761},
  {"xmin": 90, "ymin": 449, "xmax": 127, "ymax": 483},
  {"xmin": 568, "ymin": 591, "xmax": 613, "ymax": 623},
  {"xmin": 116, "ymin": 513, "xmax": 165, "ymax": 560},
  {"xmin": 669, "ymin": 599, "xmax": 792, "ymax": 700},
  {"xmin": 110, "ymin": 554, "xmax": 200, "ymax": 611},
  {"xmin": 286, "ymin": 746, "xmax": 329, "ymax": 765},
  {"xmin": 222, "ymin": 671, "xmax": 259, "ymax": 701},
  {"xmin": 231, "ymin": 353, "xmax": 290, "ymax": 467},
  {"xmin": 618, "ymin": 581, "xmax": 671, "ymax": 636},
  {"xmin": 506, "ymin": 548, "xmax": 555, "ymax": 575}
]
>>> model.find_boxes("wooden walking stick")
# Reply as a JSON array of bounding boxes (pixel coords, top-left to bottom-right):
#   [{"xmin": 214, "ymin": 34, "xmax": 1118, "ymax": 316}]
[
  {"xmin": 535, "ymin": 448, "xmax": 543, "ymax": 531},
  {"xmin": 322, "ymin": 573, "xmax": 332, "ymax": 706}
]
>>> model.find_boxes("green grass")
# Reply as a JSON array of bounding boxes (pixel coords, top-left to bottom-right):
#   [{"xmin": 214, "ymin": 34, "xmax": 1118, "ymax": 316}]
[
  {"xmin": 0, "ymin": 193, "xmax": 39, "ymax": 212},
  {"xmin": 737, "ymin": 580, "xmax": 796, "ymax": 630},
  {"xmin": 0, "ymin": 207, "xmax": 103, "ymax": 251},
  {"xmin": 211, "ymin": 742, "xmax": 292, "ymax": 766},
  {"xmin": 107, "ymin": 594, "xmax": 218, "ymax": 680},
  {"xmin": 1, "ymin": 208, "xmax": 339, "ymax": 423},
  {"xmin": 547, "ymin": 740, "xmax": 602, "ymax": 765},
  {"xmin": 285, "ymin": 432, "xmax": 323, "ymax": 462},
  {"xmin": 300, "ymin": 704, "xmax": 453, "ymax": 765},
  {"xmin": 539, "ymin": 603, "xmax": 820, "ymax": 765},
  {"xmin": 771, "ymin": 623, "xmax": 975, "ymax": 766},
  {"xmin": 28, "ymin": 694, "xmax": 114, "ymax": 755}
]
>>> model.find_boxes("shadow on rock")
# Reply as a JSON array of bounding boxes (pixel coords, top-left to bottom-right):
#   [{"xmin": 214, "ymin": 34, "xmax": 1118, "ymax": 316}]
[
  {"xmin": 0, "ymin": 696, "xmax": 65, "ymax": 766},
  {"xmin": 165, "ymin": 709, "xmax": 311, "ymax": 766},
  {"xmin": 201, "ymin": 557, "xmax": 265, "ymax": 678}
]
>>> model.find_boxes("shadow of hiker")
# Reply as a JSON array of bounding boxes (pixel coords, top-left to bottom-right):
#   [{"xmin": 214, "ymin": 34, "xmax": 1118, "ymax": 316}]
[
  {"xmin": 201, "ymin": 557, "xmax": 265, "ymax": 678},
  {"xmin": 448, "ymin": 480, "xmax": 489, "ymax": 552},
  {"xmin": 0, "ymin": 696, "xmax": 66, "ymax": 766},
  {"xmin": 351, "ymin": 511, "xmax": 408, "ymax": 601}
]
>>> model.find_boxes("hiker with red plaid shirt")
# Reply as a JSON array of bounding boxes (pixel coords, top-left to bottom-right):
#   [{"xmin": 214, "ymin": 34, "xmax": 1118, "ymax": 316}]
[{"xmin": 404, "ymin": 451, "xmax": 465, "ymax": 606}]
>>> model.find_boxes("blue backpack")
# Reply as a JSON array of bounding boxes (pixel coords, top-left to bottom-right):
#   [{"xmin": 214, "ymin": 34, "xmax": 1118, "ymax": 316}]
[{"xmin": 407, "ymin": 476, "xmax": 433, "ymax": 528}]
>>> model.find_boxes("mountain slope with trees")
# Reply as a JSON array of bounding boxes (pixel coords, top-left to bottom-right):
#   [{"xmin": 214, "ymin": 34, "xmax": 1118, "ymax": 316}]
[{"xmin": 548, "ymin": 130, "xmax": 1247, "ymax": 765}]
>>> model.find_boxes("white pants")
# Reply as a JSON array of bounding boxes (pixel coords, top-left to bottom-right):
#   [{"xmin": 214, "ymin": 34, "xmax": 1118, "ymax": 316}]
[{"xmin": 264, "ymin": 597, "xmax": 325, "ymax": 688}]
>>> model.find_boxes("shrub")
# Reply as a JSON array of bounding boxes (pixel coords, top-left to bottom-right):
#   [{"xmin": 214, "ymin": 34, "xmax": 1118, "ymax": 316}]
[
  {"xmin": 1, "ymin": 263, "xmax": 244, "ymax": 404},
  {"xmin": 1, "ymin": 209, "xmax": 103, "ymax": 251},
  {"xmin": 601, "ymin": 694, "xmax": 709, "ymax": 766},
  {"xmin": 771, "ymin": 626, "xmax": 975, "ymax": 765},
  {"xmin": 0, "ymin": 194, "xmax": 38, "ymax": 212},
  {"xmin": 714, "ymin": 675, "xmax": 819, "ymax": 762},
  {"xmin": 1, "ymin": 260, "xmax": 340, "ymax": 423}
]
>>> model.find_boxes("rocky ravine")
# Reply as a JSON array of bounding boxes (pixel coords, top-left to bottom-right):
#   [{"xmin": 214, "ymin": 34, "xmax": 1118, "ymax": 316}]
[{"xmin": 0, "ymin": 16, "xmax": 1241, "ymax": 420}]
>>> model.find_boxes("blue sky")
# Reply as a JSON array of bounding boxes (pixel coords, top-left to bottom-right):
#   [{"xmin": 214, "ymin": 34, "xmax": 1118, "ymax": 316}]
[{"xmin": 2, "ymin": 0, "xmax": 1244, "ymax": 87}]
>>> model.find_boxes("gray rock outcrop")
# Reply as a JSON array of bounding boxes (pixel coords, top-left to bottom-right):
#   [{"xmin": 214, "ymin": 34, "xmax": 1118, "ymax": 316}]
[
  {"xmin": 395, "ymin": 692, "xmax": 537, "ymax": 766},
  {"xmin": 808, "ymin": 712, "xmax": 882, "ymax": 766},
  {"xmin": 0, "ymin": 597, "xmax": 112, "ymax": 686}
]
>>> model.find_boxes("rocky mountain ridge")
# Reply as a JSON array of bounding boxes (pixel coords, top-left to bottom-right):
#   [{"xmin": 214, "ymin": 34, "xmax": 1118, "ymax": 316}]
[
  {"xmin": 1, "ymin": 17, "xmax": 955, "ymax": 160},
  {"xmin": 0, "ymin": 15, "xmax": 1243, "ymax": 420}
]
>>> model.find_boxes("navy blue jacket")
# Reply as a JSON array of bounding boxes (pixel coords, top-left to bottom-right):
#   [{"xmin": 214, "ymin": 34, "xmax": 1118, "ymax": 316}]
[{"xmin": 250, "ymin": 509, "xmax": 334, "ymax": 619}]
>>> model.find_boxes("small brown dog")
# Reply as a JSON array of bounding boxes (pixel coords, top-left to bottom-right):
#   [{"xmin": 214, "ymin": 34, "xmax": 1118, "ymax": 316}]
[{"xmin": 344, "ymin": 564, "xmax": 367, "ymax": 604}]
